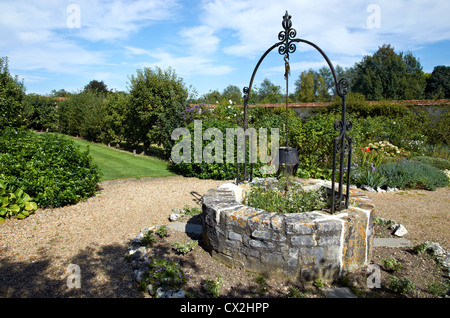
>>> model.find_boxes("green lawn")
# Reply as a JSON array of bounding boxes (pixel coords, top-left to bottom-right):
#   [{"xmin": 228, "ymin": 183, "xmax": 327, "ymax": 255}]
[{"xmin": 65, "ymin": 136, "xmax": 175, "ymax": 181}]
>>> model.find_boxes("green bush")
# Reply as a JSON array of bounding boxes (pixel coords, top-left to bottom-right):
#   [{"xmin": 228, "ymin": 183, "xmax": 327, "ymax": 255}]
[
  {"xmin": 0, "ymin": 128, "xmax": 101, "ymax": 208},
  {"xmin": 22, "ymin": 94, "xmax": 59, "ymax": 132},
  {"xmin": 411, "ymin": 156, "xmax": 450, "ymax": 170},
  {"xmin": 171, "ymin": 119, "xmax": 265, "ymax": 180},
  {"xmin": 377, "ymin": 160, "xmax": 448, "ymax": 190},
  {"xmin": 0, "ymin": 57, "xmax": 26, "ymax": 129},
  {"xmin": 0, "ymin": 179, "xmax": 38, "ymax": 223}
]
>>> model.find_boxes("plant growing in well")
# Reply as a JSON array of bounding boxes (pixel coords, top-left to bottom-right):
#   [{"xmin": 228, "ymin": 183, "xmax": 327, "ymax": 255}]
[{"xmin": 245, "ymin": 178, "xmax": 327, "ymax": 214}]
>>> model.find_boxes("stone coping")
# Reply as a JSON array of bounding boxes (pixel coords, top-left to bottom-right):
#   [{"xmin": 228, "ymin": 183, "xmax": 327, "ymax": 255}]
[{"xmin": 202, "ymin": 178, "xmax": 375, "ymax": 281}]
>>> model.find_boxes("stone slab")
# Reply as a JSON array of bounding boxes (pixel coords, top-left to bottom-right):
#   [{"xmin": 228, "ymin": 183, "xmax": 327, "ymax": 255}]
[
  {"xmin": 373, "ymin": 237, "xmax": 411, "ymax": 247},
  {"xmin": 167, "ymin": 222, "xmax": 202, "ymax": 235}
]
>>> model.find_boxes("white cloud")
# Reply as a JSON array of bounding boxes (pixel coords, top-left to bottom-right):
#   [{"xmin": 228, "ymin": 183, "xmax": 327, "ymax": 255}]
[
  {"xmin": 188, "ymin": 0, "xmax": 450, "ymax": 60},
  {"xmin": 125, "ymin": 46, "xmax": 234, "ymax": 77}
]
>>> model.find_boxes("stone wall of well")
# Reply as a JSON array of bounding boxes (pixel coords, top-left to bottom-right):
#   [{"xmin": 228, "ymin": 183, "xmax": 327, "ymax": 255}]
[{"xmin": 202, "ymin": 178, "xmax": 375, "ymax": 281}]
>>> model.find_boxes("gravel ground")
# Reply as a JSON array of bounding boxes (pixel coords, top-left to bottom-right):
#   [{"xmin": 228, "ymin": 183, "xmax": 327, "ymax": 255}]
[
  {"xmin": 0, "ymin": 177, "xmax": 448, "ymax": 298},
  {"xmin": 0, "ymin": 176, "xmax": 225, "ymax": 298}
]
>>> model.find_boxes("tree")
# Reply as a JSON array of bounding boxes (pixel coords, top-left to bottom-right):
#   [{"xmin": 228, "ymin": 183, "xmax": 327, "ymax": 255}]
[
  {"xmin": 352, "ymin": 44, "xmax": 426, "ymax": 100},
  {"xmin": 83, "ymin": 80, "xmax": 109, "ymax": 95},
  {"xmin": 258, "ymin": 78, "xmax": 283, "ymax": 104},
  {"xmin": 221, "ymin": 85, "xmax": 242, "ymax": 104},
  {"xmin": 0, "ymin": 57, "xmax": 26, "ymax": 129},
  {"xmin": 295, "ymin": 71, "xmax": 315, "ymax": 102},
  {"xmin": 127, "ymin": 66, "xmax": 188, "ymax": 157},
  {"xmin": 425, "ymin": 66, "xmax": 450, "ymax": 99}
]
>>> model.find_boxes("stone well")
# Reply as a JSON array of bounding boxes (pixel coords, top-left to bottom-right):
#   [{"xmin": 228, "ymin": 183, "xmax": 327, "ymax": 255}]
[{"xmin": 202, "ymin": 178, "xmax": 375, "ymax": 281}]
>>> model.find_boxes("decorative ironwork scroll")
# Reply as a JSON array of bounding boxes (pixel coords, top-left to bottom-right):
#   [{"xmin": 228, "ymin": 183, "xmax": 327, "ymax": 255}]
[{"xmin": 237, "ymin": 11, "xmax": 352, "ymax": 213}]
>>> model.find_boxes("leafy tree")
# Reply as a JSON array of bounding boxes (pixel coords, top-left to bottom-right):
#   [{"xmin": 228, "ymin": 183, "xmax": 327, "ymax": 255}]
[
  {"xmin": 425, "ymin": 65, "xmax": 450, "ymax": 99},
  {"xmin": 352, "ymin": 44, "xmax": 426, "ymax": 100},
  {"xmin": 222, "ymin": 85, "xmax": 242, "ymax": 104},
  {"xmin": 83, "ymin": 80, "xmax": 109, "ymax": 95},
  {"xmin": 257, "ymin": 78, "xmax": 283, "ymax": 104},
  {"xmin": 22, "ymin": 94, "xmax": 59, "ymax": 132},
  {"xmin": 295, "ymin": 71, "xmax": 315, "ymax": 102},
  {"xmin": 50, "ymin": 89, "xmax": 70, "ymax": 97},
  {"xmin": 0, "ymin": 57, "xmax": 26, "ymax": 129},
  {"xmin": 127, "ymin": 66, "xmax": 188, "ymax": 157},
  {"xmin": 200, "ymin": 90, "xmax": 222, "ymax": 104}
]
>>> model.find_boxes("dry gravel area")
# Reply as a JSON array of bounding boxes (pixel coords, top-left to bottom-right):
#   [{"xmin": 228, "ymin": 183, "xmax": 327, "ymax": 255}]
[
  {"xmin": 0, "ymin": 176, "xmax": 225, "ymax": 298},
  {"xmin": 0, "ymin": 176, "xmax": 448, "ymax": 298}
]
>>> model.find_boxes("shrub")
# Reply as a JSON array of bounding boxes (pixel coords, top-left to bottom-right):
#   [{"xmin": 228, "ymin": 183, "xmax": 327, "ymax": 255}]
[
  {"xmin": 0, "ymin": 128, "xmax": 101, "ymax": 208},
  {"xmin": 411, "ymin": 156, "xmax": 450, "ymax": 170},
  {"xmin": 0, "ymin": 180, "xmax": 38, "ymax": 223},
  {"xmin": 171, "ymin": 119, "xmax": 265, "ymax": 180},
  {"xmin": 377, "ymin": 160, "xmax": 448, "ymax": 190},
  {"xmin": 22, "ymin": 94, "xmax": 59, "ymax": 132}
]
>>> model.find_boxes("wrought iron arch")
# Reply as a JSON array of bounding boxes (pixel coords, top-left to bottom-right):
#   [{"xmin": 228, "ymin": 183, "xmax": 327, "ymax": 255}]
[{"xmin": 236, "ymin": 11, "xmax": 352, "ymax": 213}]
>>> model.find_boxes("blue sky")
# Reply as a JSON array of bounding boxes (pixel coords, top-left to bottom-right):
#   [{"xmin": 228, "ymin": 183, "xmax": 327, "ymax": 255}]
[{"xmin": 1, "ymin": 0, "xmax": 450, "ymax": 98}]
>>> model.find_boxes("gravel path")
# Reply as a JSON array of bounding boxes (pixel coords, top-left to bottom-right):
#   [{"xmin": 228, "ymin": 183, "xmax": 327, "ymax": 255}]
[{"xmin": 0, "ymin": 176, "xmax": 448, "ymax": 297}]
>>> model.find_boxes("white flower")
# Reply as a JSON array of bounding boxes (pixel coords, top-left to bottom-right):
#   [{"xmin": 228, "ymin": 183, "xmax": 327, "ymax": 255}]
[
  {"xmin": 228, "ymin": 105, "xmax": 231, "ymax": 108},
  {"xmin": 229, "ymin": 99, "xmax": 233, "ymax": 104}
]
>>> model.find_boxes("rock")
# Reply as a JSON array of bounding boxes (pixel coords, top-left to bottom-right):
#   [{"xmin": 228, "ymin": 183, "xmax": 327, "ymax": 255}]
[
  {"xmin": 133, "ymin": 269, "xmax": 146, "ymax": 284},
  {"xmin": 156, "ymin": 287, "xmax": 185, "ymax": 298},
  {"xmin": 169, "ymin": 212, "xmax": 181, "ymax": 222},
  {"xmin": 361, "ymin": 185, "xmax": 376, "ymax": 192},
  {"xmin": 392, "ymin": 224, "xmax": 408, "ymax": 237},
  {"xmin": 387, "ymin": 186, "xmax": 399, "ymax": 192},
  {"xmin": 376, "ymin": 187, "xmax": 386, "ymax": 193}
]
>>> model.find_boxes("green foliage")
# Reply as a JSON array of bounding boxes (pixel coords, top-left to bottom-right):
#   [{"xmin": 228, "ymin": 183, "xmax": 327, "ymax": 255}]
[
  {"xmin": 411, "ymin": 156, "xmax": 450, "ymax": 170},
  {"xmin": 244, "ymin": 178, "xmax": 327, "ymax": 213},
  {"xmin": 0, "ymin": 128, "xmax": 101, "ymax": 208},
  {"xmin": 182, "ymin": 205, "xmax": 201, "ymax": 216},
  {"xmin": 388, "ymin": 276, "xmax": 415, "ymax": 296},
  {"xmin": 127, "ymin": 66, "xmax": 188, "ymax": 158},
  {"xmin": 0, "ymin": 57, "xmax": 26, "ymax": 129},
  {"xmin": 155, "ymin": 225, "xmax": 169, "ymax": 238},
  {"xmin": 57, "ymin": 91, "xmax": 107, "ymax": 142},
  {"xmin": 352, "ymin": 44, "xmax": 426, "ymax": 100},
  {"xmin": 101, "ymin": 91, "xmax": 130, "ymax": 144},
  {"xmin": 171, "ymin": 118, "xmax": 265, "ymax": 180},
  {"xmin": 425, "ymin": 65, "xmax": 450, "ymax": 99},
  {"xmin": 0, "ymin": 180, "xmax": 38, "ymax": 223},
  {"xmin": 295, "ymin": 70, "xmax": 316, "ymax": 102},
  {"xmin": 204, "ymin": 274, "xmax": 225, "ymax": 298},
  {"xmin": 412, "ymin": 242, "xmax": 429, "ymax": 255},
  {"xmin": 83, "ymin": 80, "xmax": 109, "ymax": 95},
  {"xmin": 139, "ymin": 258, "xmax": 189, "ymax": 295},
  {"xmin": 171, "ymin": 240, "xmax": 198, "ymax": 255},
  {"xmin": 22, "ymin": 94, "xmax": 59, "ymax": 132},
  {"xmin": 290, "ymin": 113, "xmax": 338, "ymax": 174},
  {"xmin": 381, "ymin": 257, "xmax": 403, "ymax": 272},
  {"xmin": 377, "ymin": 160, "xmax": 448, "ymax": 190}
]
